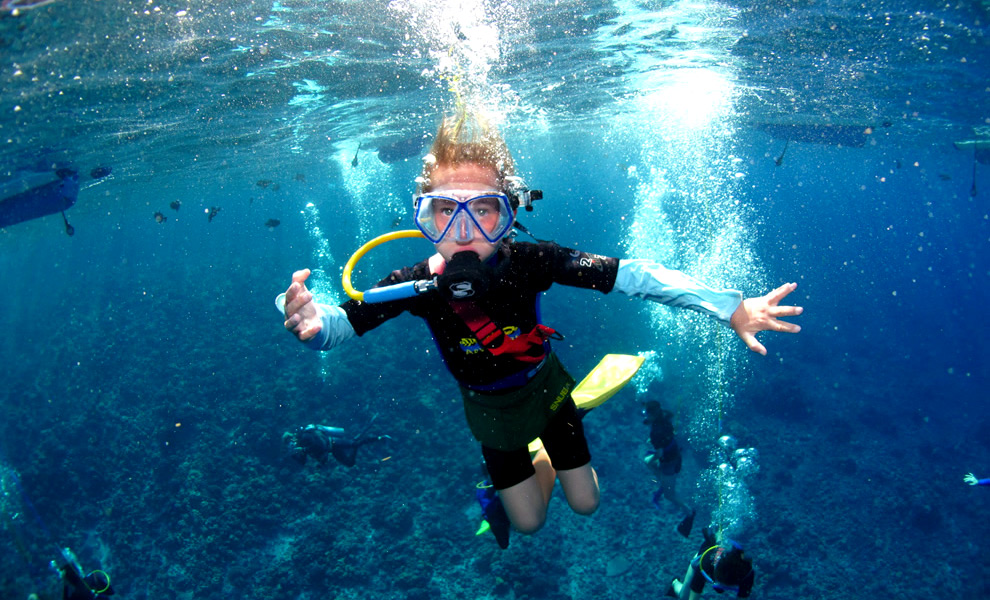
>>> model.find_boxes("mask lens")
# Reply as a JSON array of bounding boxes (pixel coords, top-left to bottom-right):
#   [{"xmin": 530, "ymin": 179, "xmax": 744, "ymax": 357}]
[{"xmin": 414, "ymin": 192, "xmax": 513, "ymax": 243}]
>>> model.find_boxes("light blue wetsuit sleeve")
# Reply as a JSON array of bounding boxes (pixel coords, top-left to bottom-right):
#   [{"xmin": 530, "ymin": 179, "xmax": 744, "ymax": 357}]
[
  {"xmin": 613, "ymin": 259, "xmax": 743, "ymax": 325},
  {"xmin": 303, "ymin": 303, "xmax": 357, "ymax": 351},
  {"xmin": 276, "ymin": 292, "xmax": 357, "ymax": 351}
]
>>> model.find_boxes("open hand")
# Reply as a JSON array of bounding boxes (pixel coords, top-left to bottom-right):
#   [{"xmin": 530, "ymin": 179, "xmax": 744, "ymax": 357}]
[
  {"xmin": 283, "ymin": 268, "xmax": 323, "ymax": 341},
  {"xmin": 729, "ymin": 282, "xmax": 803, "ymax": 355}
]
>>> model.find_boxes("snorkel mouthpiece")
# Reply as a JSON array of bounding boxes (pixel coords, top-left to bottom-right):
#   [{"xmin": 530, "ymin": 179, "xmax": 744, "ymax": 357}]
[{"xmin": 438, "ymin": 251, "xmax": 491, "ymax": 300}]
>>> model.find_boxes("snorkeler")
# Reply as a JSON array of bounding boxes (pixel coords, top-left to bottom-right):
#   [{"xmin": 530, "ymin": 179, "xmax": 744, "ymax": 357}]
[
  {"xmin": 55, "ymin": 547, "xmax": 115, "ymax": 599},
  {"xmin": 280, "ymin": 108, "xmax": 802, "ymax": 536},
  {"xmin": 666, "ymin": 527, "xmax": 754, "ymax": 599},
  {"xmin": 0, "ymin": 168, "xmax": 78, "ymax": 235},
  {"xmin": 643, "ymin": 400, "xmax": 695, "ymax": 537},
  {"xmin": 964, "ymin": 473, "xmax": 990, "ymax": 486},
  {"xmin": 283, "ymin": 422, "xmax": 389, "ymax": 467}
]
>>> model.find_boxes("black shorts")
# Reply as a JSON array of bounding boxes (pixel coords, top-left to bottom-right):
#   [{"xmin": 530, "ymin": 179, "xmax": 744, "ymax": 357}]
[{"xmin": 481, "ymin": 397, "xmax": 592, "ymax": 490}]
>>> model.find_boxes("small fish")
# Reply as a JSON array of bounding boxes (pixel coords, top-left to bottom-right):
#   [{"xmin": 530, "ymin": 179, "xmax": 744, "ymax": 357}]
[
  {"xmin": 169, "ymin": 200, "xmax": 181, "ymax": 211},
  {"xmin": 206, "ymin": 206, "xmax": 221, "ymax": 222},
  {"xmin": 352, "ymin": 144, "xmax": 361, "ymax": 167},
  {"xmin": 154, "ymin": 211, "xmax": 167, "ymax": 224},
  {"xmin": 294, "ymin": 173, "xmax": 306, "ymax": 182},
  {"xmin": 265, "ymin": 218, "xmax": 281, "ymax": 230},
  {"xmin": 256, "ymin": 179, "xmax": 273, "ymax": 188},
  {"xmin": 90, "ymin": 166, "xmax": 112, "ymax": 179},
  {"xmin": 938, "ymin": 173, "xmax": 951, "ymax": 181}
]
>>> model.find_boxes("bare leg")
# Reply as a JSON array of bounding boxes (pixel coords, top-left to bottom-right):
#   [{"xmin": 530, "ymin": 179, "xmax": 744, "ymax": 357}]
[
  {"xmin": 671, "ymin": 563, "xmax": 698, "ymax": 600},
  {"xmin": 499, "ymin": 447, "xmax": 556, "ymax": 534},
  {"xmin": 556, "ymin": 463, "xmax": 600, "ymax": 515}
]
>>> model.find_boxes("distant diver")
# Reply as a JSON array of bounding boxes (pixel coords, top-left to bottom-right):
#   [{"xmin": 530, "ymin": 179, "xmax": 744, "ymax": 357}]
[
  {"xmin": 89, "ymin": 166, "xmax": 111, "ymax": 179},
  {"xmin": 643, "ymin": 400, "xmax": 695, "ymax": 538},
  {"xmin": 55, "ymin": 547, "xmax": 115, "ymax": 599},
  {"xmin": 0, "ymin": 168, "xmax": 78, "ymax": 235},
  {"xmin": 666, "ymin": 527, "xmax": 754, "ymax": 599},
  {"xmin": 154, "ymin": 211, "xmax": 167, "ymax": 224},
  {"xmin": 207, "ymin": 206, "xmax": 220, "ymax": 222},
  {"xmin": 352, "ymin": 144, "xmax": 361, "ymax": 167},
  {"xmin": 283, "ymin": 421, "xmax": 390, "ymax": 467},
  {"xmin": 774, "ymin": 140, "xmax": 788, "ymax": 166},
  {"xmin": 265, "ymin": 218, "xmax": 280, "ymax": 230},
  {"xmin": 169, "ymin": 200, "xmax": 181, "ymax": 211}
]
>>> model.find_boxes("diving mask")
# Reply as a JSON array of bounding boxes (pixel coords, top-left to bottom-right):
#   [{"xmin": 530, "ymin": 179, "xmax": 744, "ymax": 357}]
[{"xmin": 413, "ymin": 190, "xmax": 515, "ymax": 244}]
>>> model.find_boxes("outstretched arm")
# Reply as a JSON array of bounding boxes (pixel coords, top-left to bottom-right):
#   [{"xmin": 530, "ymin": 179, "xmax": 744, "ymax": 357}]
[
  {"xmin": 964, "ymin": 473, "xmax": 990, "ymax": 486},
  {"xmin": 729, "ymin": 282, "xmax": 803, "ymax": 356},
  {"xmin": 613, "ymin": 260, "xmax": 802, "ymax": 354},
  {"xmin": 279, "ymin": 268, "xmax": 356, "ymax": 350}
]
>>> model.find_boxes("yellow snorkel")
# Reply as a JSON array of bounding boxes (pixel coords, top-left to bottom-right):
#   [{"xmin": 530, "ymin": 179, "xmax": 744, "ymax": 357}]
[{"xmin": 341, "ymin": 229, "xmax": 438, "ymax": 303}]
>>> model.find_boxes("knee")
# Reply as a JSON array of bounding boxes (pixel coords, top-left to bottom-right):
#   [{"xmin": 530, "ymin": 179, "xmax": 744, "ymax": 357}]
[
  {"xmin": 511, "ymin": 512, "xmax": 547, "ymax": 535},
  {"xmin": 567, "ymin": 489, "xmax": 600, "ymax": 516}
]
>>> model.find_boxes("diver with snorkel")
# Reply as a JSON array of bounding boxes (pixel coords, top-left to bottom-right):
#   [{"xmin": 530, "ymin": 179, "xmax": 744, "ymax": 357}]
[{"xmin": 278, "ymin": 107, "xmax": 803, "ymax": 544}]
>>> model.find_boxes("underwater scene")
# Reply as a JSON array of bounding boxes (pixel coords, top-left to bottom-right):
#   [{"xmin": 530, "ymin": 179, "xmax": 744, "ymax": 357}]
[{"xmin": 1, "ymin": 0, "xmax": 988, "ymax": 599}]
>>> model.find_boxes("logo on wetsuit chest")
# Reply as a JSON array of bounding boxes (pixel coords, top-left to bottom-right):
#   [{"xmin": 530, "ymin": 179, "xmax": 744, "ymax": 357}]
[{"xmin": 459, "ymin": 325, "xmax": 521, "ymax": 354}]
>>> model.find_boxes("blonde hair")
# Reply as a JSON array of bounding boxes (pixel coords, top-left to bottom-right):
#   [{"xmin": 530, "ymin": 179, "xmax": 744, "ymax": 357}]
[{"xmin": 417, "ymin": 109, "xmax": 516, "ymax": 193}]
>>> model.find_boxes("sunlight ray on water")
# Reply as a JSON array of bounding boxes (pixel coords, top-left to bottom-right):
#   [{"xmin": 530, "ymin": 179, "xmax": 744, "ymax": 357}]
[{"xmin": 603, "ymin": 0, "xmax": 763, "ymax": 537}]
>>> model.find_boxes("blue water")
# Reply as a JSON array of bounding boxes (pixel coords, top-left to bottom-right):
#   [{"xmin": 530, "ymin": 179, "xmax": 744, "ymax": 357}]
[{"xmin": 1, "ymin": 1, "xmax": 988, "ymax": 599}]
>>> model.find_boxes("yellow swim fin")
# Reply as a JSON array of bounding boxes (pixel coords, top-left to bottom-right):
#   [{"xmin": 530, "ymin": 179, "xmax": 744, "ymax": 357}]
[
  {"xmin": 571, "ymin": 354, "xmax": 646, "ymax": 410},
  {"xmin": 527, "ymin": 354, "xmax": 645, "ymax": 452}
]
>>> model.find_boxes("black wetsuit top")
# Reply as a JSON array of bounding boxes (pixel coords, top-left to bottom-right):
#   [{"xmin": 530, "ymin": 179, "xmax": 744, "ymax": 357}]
[{"xmin": 341, "ymin": 241, "xmax": 619, "ymax": 388}]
